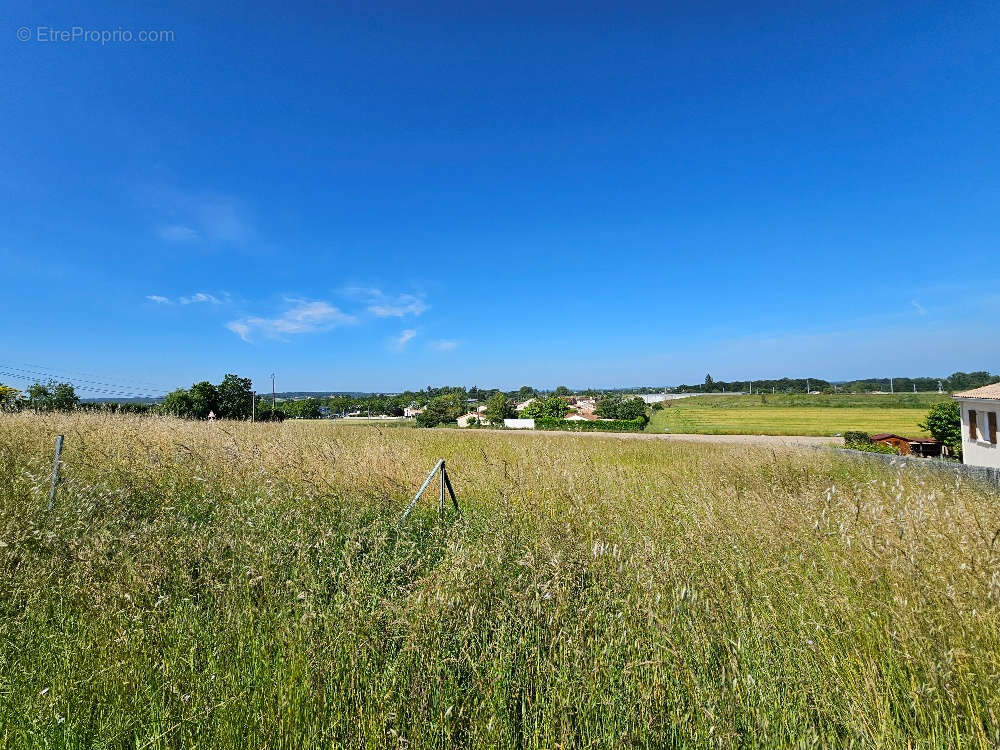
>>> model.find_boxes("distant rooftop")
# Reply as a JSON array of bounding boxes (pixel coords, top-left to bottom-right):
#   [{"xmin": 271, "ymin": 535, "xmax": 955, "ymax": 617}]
[{"xmin": 953, "ymin": 383, "xmax": 1000, "ymax": 400}]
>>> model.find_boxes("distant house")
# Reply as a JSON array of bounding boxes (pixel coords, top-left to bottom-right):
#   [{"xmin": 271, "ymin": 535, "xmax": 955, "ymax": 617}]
[
  {"xmin": 515, "ymin": 398, "xmax": 536, "ymax": 412},
  {"xmin": 870, "ymin": 433, "xmax": 944, "ymax": 457},
  {"xmin": 954, "ymin": 384, "xmax": 1000, "ymax": 468},
  {"xmin": 403, "ymin": 405, "xmax": 425, "ymax": 418},
  {"xmin": 504, "ymin": 418, "xmax": 535, "ymax": 429},
  {"xmin": 457, "ymin": 412, "xmax": 481, "ymax": 427}
]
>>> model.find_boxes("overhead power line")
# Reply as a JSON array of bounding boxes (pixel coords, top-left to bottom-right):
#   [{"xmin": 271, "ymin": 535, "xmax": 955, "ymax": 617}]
[
  {"xmin": 0, "ymin": 360, "xmax": 175, "ymax": 393},
  {"xmin": 0, "ymin": 368, "xmax": 166, "ymax": 399}
]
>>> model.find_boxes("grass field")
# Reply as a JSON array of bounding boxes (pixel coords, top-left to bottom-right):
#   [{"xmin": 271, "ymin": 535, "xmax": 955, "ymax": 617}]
[
  {"xmin": 647, "ymin": 393, "xmax": 950, "ymax": 436},
  {"xmin": 2, "ymin": 413, "xmax": 998, "ymax": 747}
]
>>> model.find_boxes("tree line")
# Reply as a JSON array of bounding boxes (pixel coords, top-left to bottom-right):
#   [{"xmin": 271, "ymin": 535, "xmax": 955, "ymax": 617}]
[
  {"xmin": 3, "ymin": 370, "xmax": 996, "ymax": 421},
  {"xmin": 677, "ymin": 371, "xmax": 999, "ymax": 394},
  {"xmin": 0, "ymin": 381, "xmax": 80, "ymax": 412}
]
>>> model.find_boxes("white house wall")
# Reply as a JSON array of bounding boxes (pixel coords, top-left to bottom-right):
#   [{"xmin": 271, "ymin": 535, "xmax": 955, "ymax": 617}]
[{"xmin": 959, "ymin": 397, "xmax": 1000, "ymax": 469}]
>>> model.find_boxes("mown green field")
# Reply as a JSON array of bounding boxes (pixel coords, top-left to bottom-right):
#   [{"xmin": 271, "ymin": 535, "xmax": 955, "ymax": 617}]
[
  {"xmin": 2, "ymin": 413, "xmax": 998, "ymax": 748},
  {"xmin": 647, "ymin": 393, "xmax": 950, "ymax": 436}
]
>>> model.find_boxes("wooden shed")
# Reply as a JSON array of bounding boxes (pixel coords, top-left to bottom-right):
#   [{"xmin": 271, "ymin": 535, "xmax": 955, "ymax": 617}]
[{"xmin": 870, "ymin": 433, "xmax": 945, "ymax": 457}]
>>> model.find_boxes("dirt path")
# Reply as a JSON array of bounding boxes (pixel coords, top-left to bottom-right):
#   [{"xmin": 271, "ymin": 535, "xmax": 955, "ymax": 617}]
[{"xmin": 468, "ymin": 428, "xmax": 842, "ymax": 448}]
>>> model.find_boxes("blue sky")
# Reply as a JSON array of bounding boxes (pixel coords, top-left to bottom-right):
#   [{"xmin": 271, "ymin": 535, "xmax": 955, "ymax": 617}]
[{"xmin": 2, "ymin": 1, "xmax": 998, "ymax": 396}]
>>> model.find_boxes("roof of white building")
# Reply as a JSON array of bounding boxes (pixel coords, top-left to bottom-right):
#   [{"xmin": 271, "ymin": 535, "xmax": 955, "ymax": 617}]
[{"xmin": 954, "ymin": 383, "xmax": 1000, "ymax": 400}]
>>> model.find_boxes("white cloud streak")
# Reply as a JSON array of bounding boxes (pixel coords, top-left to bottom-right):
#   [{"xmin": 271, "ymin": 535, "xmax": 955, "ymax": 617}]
[
  {"xmin": 430, "ymin": 339, "xmax": 458, "ymax": 352},
  {"xmin": 391, "ymin": 329, "xmax": 417, "ymax": 351},
  {"xmin": 145, "ymin": 292, "xmax": 225, "ymax": 305},
  {"xmin": 227, "ymin": 298, "xmax": 357, "ymax": 342},
  {"xmin": 346, "ymin": 287, "xmax": 429, "ymax": 318},
  {"xmin": 179, "ymin": 292, "xmax": 221, "ymax": 305}
]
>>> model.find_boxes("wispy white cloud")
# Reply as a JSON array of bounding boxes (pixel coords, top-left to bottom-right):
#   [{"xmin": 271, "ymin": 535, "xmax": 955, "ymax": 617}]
[
  {"xmin": 227, "ymin": 298, "xmax": 357, "ymax": 342},
  {"xmin": 911, "ymin": 299, "xmax": 927, "ymax": 316},
  {"xmin": 430, "ymin": 339, "xmax": 458, "ymax": 352},
  {"xmin": 145, "ymin": 291, "xmax": 226, "ymax": 305},
  {"xmin": 391, "ymin": 329, "xmax": 417, "ymax": 351},
  {"xmin": 371, "ymin": 294, "xmax": 428, "ymax": 318},
  {"xmin": 346, "ymin": 287, "xmax": 429, "ymax": 317},
  {"xmin": 179, "ymin": 292, "xmax": 221, "ymax": 305}
]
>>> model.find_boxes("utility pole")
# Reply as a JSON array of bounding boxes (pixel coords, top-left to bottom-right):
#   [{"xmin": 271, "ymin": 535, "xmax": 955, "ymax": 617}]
[
  {"xmin": 271, "ymin": 373, "xmax": 276, "ymax": 412},
  {"xmin": 749, "ymin": 378, "xmax": 752, "ymax": 395},
  {"xmin": 251, "ymin": 391, "xmax": 255, "ymax": 422},
  {"xmin": 890, "ymin": 377, "xmax": 894, "ymax": 394}
]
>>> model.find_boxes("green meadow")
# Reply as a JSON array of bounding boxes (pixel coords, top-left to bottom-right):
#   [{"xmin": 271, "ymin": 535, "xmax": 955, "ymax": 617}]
[
  {"xmin": 1, "ymin": 413, "xmax": 997, "ymax": 748},
  {"xmin": 647, "ymin": 393, "xmax": 951, "ymax": 436}
]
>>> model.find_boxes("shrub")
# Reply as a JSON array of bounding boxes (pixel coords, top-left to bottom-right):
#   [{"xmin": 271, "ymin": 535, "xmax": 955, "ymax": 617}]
[
  {"xmin": 521, "ymin": 396, "xmax": 571, "ymax": 420},
  {"xmin": 534, "ymin": 417, "xmax": 648, "ymax": 432},
  {"xmin": 843, "ymin": 431, "xmax": 899, "ymax": 455},
  {"xmin": 860, "ymin": 441, "xmax": 901, "ymax": 455},
  {"xmin": 843, "ymin": 431, "xmax": 872, "ymax": 449},
  {"xmin": 484, "ymin": 393, "xmax": 515, "ymax": 425},
  {"xmin": 416, "ymin": 393, "xmax": 466, "ymax": 427},
  {"xmin": 595, "ymin": 395, "xmax": 648, "ymax": 421},
  {"xmin": 920, "ymin": 401, "xmax": 962, "ymax": 457}
]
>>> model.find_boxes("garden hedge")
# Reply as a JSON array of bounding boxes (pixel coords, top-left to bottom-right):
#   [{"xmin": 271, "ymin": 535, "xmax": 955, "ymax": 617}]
[{"xmin": 534, "ymin": 417, "xmax": 647, "ymax": 433}]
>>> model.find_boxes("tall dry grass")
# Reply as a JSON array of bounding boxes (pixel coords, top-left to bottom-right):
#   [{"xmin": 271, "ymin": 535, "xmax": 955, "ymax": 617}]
[{"xmin": 1, "ymin": 412, "xmax": 998, "ymax": 748}]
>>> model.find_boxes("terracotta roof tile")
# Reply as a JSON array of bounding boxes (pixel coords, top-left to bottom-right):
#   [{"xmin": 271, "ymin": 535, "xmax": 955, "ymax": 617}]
[{"xmin": 954, "ymin": 383, "xmax": 1000, "ymax": 400}]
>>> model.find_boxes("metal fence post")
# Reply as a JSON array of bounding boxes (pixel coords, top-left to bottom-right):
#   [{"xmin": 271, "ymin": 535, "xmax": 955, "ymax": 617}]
[
  {"xmin": 443, "ymin": 465, "xmax": 458, "ymax": 512},
  {"xmin": 399, "ymin": 458, "xmax": 459, "ymax": 524},
  {"xmin": 439, "ymin": 460, "xmax": 446, "ymax": 518},
  {"xmin": 399, "ymin": 458, "xmax": 445, "ymax": 523},
  {"xmin": 48, "ymin": 434, "xmax": 64, "ymax": 511}
]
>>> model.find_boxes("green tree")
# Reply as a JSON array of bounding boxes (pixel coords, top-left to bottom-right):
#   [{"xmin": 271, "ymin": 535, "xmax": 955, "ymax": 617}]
[
  {"xmin": 217, "ymin": 373, "xmax": 253, "ymax": 419},
  {"xmin": 415, "ymin": 393, "xmax": 466, "ymax": 427},
  {"xmin": 704, "ymin": 374, "xmax": 714, "ymax": 392},
  {"xmin": 521, "ymin": 395, "xmax": 571, "ymax": 420},
  {"xmin": 51, "ymin": 382, "xmax": 79, "ymax": 411},
  {"xmin": 25, "ymin": 381, "xmax": 77, "ymax": 411},
  {"xmin": 945, "ymin": 371, "xmax": 999, "ymax": 392},
  {"xmin": 189, "ymin": 381, "xmax": 220, "ymax": 419},
  {"xmin": 285, "ymin": 398, "xmax": 322, "ymax": 419},
  {"xmin": 553, "ymin": 386, "xmax": 571, "ymax": 397},
  {"xmin": 160, "ymin": 388, "xmax": 195, "ymax": 417},
  {"xmin": 484, "ymin": 392, "xmax": 515, "ymax": 425},
  {"xmin": 595, "ymin": 395, "xmax": 648, "ymax": 421},
  {"xmin": 27, "ymin": 382, "xmax": 52, "ymax": 410},
  {"xmin": 516, "ymin": 386, "xmax": 537, "ymax": 401},
  {"xmin": 919, "ymin": 401, "xmax": 962, "ymax": 457},
  {"xmin": 0, "ymin": 384, "xmax": 22, "ymax": 411}
]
